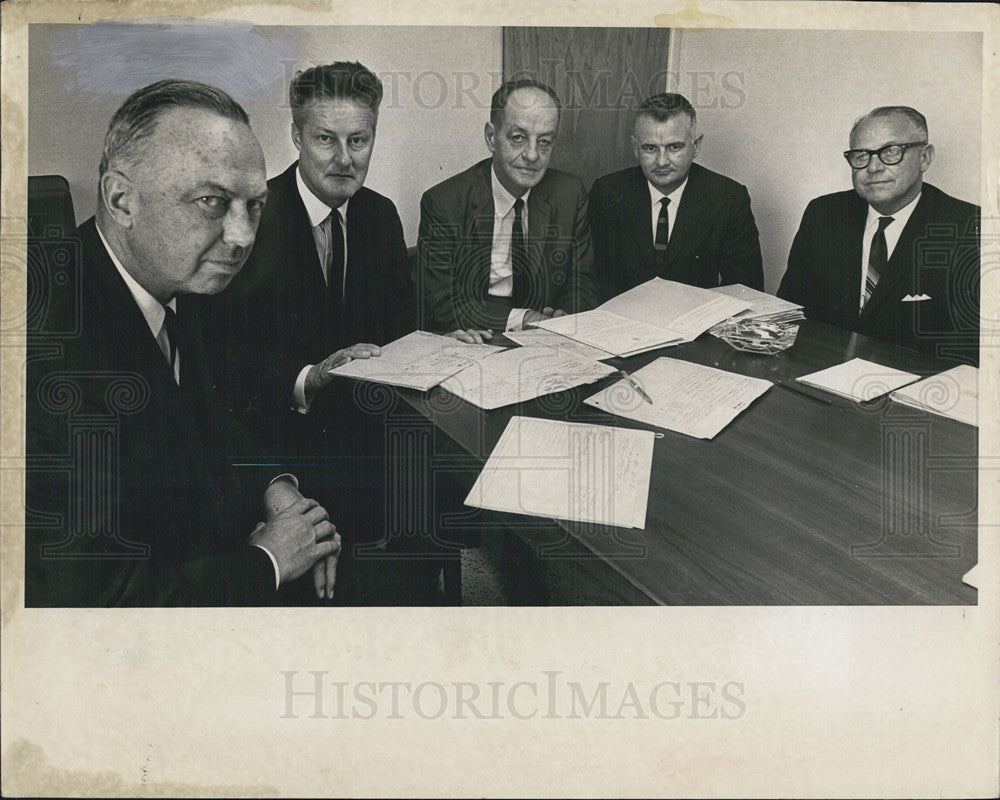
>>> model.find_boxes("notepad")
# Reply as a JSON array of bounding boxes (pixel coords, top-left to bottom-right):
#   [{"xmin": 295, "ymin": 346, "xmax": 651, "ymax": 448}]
[
  {"xmin": 534, "ymin": 277, "xmax": 750, "ymax": 357},
  {"xmin": 796, "ymin": 358, "xmax": 919, "ymax": 402},
  {"xmin": 440, "ymin": 345, "xmax": 616, "ymax": 410},
  {"xmin": 465, "ymin": 417, "xmax": 655, "ymax": 529},
  {"xmin": 889, "ymin": 365, "xmax": 978, "ymax": 426},
  {"xmin": 584, "ymin": 357, "xmax": 772, "ymax": 439},
  {"xmin": 329, "ymin": 330, "xmax": 504, "ymax": 391}
]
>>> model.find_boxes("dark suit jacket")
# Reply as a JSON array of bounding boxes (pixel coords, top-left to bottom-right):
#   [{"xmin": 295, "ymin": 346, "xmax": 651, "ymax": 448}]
[
  {"xmin": 25, "ymin": 218, "xmax": 275, "ymax": 606},
  {"xmin": 203, "ymin": 162, "xmax": 413, "ymax": 451},
  {"xmin": 777, "ymin": 183, "xmax": 980, "ymax": 365},
  {"xmin": 416, "ymin": 158, "xmax": 598, "ymax": 331},
  {"xmin": 588, "ymin": 163, "xmax": 764, "ymax": 300}
]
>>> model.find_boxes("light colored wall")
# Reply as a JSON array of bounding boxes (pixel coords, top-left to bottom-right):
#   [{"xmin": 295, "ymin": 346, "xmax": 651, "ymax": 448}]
[
  {"xmin": 28, "ymin": 23, "xmax": 502, "ymax": 245},
  {"xmin": 670, "ymin": 28, "xmax": 982, "ymax": 291}
]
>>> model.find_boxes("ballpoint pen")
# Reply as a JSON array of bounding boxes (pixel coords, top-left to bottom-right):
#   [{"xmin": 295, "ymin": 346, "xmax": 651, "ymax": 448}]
[{"xmin": 618, "ymin": 369, "xmax": 654, "ymax": 405}]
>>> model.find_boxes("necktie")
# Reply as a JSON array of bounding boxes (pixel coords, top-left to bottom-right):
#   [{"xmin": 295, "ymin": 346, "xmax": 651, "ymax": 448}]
[
  {"xmin": 161, "ymin": 304, "xmax": 180, "ymax": 384},
  {"xmin": 654, "ymin": 196, "xmax": 671, "ymax": 251},
  {"xmin": 326, "ymin": 209, "xmax": 345, "ymax": 311},
  {"xmin": 863, "ymin": 215, "xmax": 894, "ymax": 310},
  {"xmin": 511, "ymin": 197, "xmax": 529, "ymax": 307}
]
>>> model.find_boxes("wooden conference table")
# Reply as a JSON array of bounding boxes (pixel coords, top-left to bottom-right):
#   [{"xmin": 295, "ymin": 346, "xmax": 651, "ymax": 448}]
[{"xmin": 392, "ymin": 320, "xmax": 978, "ymax": 605}]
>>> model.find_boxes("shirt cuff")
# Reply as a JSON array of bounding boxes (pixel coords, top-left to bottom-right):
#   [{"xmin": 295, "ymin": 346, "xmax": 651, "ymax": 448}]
[
  {"xmin": 293, "ymin": 365, "xmax": 314, "ymax": 414},
  {"xmin": 506, "ymin": 308, "xmax": 529, "ymax": 332},
  {"xmin": 251, "ymin": 544, "xmax": 281, "ymax": 590}
]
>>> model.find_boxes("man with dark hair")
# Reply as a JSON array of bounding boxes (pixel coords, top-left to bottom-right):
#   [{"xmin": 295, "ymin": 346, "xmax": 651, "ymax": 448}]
[
  {"xmin": 26, "ymin": 79, "xmax": 340, "ymax": 606},
  {"xmin": 588, "ymin": 92, "xmax": 763, "ymax": 299},
  {"xmin": 778, "ymin": 106, "xmax": 980, "ymax": 365},
  {"xmin": 416, "ymin": 78, "xmax": 598, "ymax": 332}
]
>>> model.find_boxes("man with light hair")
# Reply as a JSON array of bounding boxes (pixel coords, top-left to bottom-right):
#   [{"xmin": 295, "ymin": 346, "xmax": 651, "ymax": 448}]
[
  {"xmin": 589, "ymin": 92, "xmax": 763, "ymax": 299},
  {"xmin": 778, "ymin": 105, "xmax": 980, "ymax": 365},
  {"xmin": 26, "ymin": 79, "xmax": 340, "ymax": 606}
]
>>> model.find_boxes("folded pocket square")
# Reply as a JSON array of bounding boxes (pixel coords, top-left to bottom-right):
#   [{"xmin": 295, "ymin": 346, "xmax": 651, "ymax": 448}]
[{"xmin": 902, "ymin": 294, "xmax": 931, "ymax": 302}]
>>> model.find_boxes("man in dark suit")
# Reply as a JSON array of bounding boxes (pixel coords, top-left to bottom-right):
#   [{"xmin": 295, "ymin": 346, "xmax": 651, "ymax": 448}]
[
  {"xmin": 416, "ymin": 78, "xmax": 599, "ymax": 332},
  {"xmin": 589, "ymin": 93, "xmax": 763, "ymax": 300},
  {"xmin": 25, "ymin": 80, "xmax": 339, "ymax": 607},
  {"xmin": 778, "ymin": 106, "xmax": 979, "ymax": 366}
]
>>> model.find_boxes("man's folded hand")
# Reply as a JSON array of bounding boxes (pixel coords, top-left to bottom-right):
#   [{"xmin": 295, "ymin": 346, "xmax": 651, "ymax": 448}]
[{"xmin": 250, "ymin": 497, "xmax": 341, "ymax": 585}]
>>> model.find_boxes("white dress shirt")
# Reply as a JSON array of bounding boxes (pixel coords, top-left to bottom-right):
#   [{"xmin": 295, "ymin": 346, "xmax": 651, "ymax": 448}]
[
  {"xmin": 858, "ymin": 191, "xmax": 921, "ymax": 308},
  {"xmin": 490, "ymin": 166, "xmax": 531, "ymax": 332},
  {"xmin": 646, "ymin": 176, "xmax": 689, "ymax": 245},
  {"xmin": 293, "ymin": 168, "xmax": 350, "ymax": 413}
]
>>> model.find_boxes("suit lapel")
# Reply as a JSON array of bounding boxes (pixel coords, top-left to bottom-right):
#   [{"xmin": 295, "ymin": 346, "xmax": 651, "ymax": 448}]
[
  {"xmin": 667, "ymin": 166, "xmax": 704, "ymax": 273},
  {"xmin": 622, "ymin": 167, "xmax": 656, "ymax": 280}
]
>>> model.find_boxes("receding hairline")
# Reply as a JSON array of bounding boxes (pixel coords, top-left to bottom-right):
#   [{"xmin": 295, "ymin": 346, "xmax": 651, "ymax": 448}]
[{"xmin": 849, "ymin": 107, "xmax": 928, "ymax": 143}]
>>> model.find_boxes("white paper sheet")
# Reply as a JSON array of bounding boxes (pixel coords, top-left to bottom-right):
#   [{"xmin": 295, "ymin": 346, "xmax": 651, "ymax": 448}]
[
  {"xmin": 329, "ymin": 330, "xmax": 504, "ymax": 391},
  {"xmin": 796, "ymin": 357, "xmax": 919, "ymax": 402},
  {"xmin": 440, "ymin": 345, "xmax": 617, "ymax": 410},
  {"xmin": 464, "ymin": 416, "xmax": 655, "ymax": 529},
  {"xmin": 504, "ymin": 327, "xmax": 615, "ymax": 362},
  {"xmin": 889, "ymin": 364, "xmax": 979, "ymax": 426},
  {"xmin": 584, "ymin": 356, "xmax": 772, "ymax": 439},
  {"xmin": 710, "ymin": 283, "xmax": 805, "ymax": 318}
]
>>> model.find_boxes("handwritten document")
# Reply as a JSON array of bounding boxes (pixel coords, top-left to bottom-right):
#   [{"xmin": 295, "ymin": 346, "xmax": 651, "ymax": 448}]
[
  {"xmin": 535, "ymin": 278, "xmax": 749, "ymax": 356},
  {"xmin": 796, "ymin": 358, "xmax": 919, "ymax": 402},
  {"xmin": 504, "ymin": 328, "xmax": 614, "ymax": 363},
  {"xmin": 465, "ymin": 417, "xmax": 654, "ymax": 529},
  {"xmin": 890, "ymin": 364, "xmax": 978, "ymax": 426},
  {"xmin": 330, "ymin": 330, "xmax": 503, "ymax": 391},
  {"xmin": 440, "ymin": 345, "xmax": 616, "ymax": 410},
  {"xmin": 584, "ymin": 357, "xmax": 772, "ymax": 439}
]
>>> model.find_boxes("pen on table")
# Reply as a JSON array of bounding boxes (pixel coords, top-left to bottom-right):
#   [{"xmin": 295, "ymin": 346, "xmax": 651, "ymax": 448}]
[
  {"xmin": 778, "ymin": 380, "xmax": 833, "ymax": 405},
  {"xmin": 618, "ymin": 369, "xmax": 654, "ymax": 405}
]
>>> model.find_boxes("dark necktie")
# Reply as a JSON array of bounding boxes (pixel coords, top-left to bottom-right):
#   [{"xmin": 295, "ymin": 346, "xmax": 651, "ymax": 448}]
[
  {"xmin": 654, "ymin": 197, "xmax": 670, "ymax": 276},
  {"xmin": 863, "ymin": 215, "xmax": 894, "ymax": 310},
  {"xmin": 161, "ymin": 304, "xmax": 180, "ymax": 384},
  {"xmin": 326, "ymin": 209, "xmax": 345, "ymax": 311},
  {"xmin": 511, "ymin": 197, "xmax": 529, "ymax": 307}
]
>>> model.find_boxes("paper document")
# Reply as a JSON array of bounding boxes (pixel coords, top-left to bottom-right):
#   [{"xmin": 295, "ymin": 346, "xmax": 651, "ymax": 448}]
[
  {"xmin": 584, "ymin": 357, "xmax": 772, "ymax": 439},
  {"xmin": 505, "ymin": 328, "xmax": 614, "ymax": 362},
  {"xmin": 329, "ymin": 330, "xmax": 503, "ymax": 391},
  {"xmin": 889, "ymin": 364, "xmax": 978, "ymax": 426},
  {"xmin": 534, "ymin": 277, "xmax": 749, "ymax": 357},
  {"xmin": 796, "ymin": 358, "xmax": 919, "ymax": 402},
  {"xmin": 465, "ymin": 416, "xmax": 655, "ymax": 529},
  {"xmin": 710, "ymin": 284, "xmax": 804, "ymax": 321},
  {"xmin": 440, "ymin": 345, "xmax": 617, "ymax": 410}
]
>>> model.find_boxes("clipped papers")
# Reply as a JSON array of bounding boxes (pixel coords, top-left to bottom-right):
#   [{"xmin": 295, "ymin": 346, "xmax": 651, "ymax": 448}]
[
  {"xmin": 329, "ymin": 330, "xmax": 503, "ymax": 391},
  {"xmin": 796, "ymin": 358, "xmax": 919, "ymax": 402},
  {"xmin": 584, "ymin": 357, "xmax": 772, "ymax": 439},
  {"xmin": 465, "ymin": 417, "xmax": 655, "ymax": 529},
  {"xmin": 440, "ymin": 345, "xmax": 617, "ymax": 410},
  {"xmin": 534, "ymin": 277, "xmax": 749, "ymax": 357},
  {"xmin": 889, "ymin": 364, "xmax": 978, "ymax": 426}
]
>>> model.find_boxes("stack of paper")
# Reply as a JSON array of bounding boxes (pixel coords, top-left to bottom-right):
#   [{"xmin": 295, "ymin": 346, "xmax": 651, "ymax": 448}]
[
  {"xmin": 710, "ymin": 284, "xmax": 805, "ymax": 324},
  {"xmin": 439, "ymin": 345, "xmax": 617, "ymax": 410},
  {"xmin": 889, "ymin": 364, "xmax": 978, "ymax": 426},
  {"xmin": 504, "ymin": 328, "xmax": 613, "ymax": 362},
  {"xmin": 465, "ymin": 416, "xmax": 655, "ymax": 529},
  {"xmin": 534, "ymin": 277, "xmax": 749, "ymax": 357},
  {"xmin": 329, "ymin": 330, "xmax": 503, "ymax": 391},
  {"xmin": 796, "ymin": 358, "xmax": 919, "ymax": 402},
  {"xmin": 584, "ymin": 357, "xmax": 772, "ymax": 439}
]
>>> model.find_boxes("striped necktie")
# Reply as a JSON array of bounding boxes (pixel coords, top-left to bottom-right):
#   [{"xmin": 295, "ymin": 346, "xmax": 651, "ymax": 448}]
[{"xmin": 862, "ymin": 215, "xmax": 894, "ymax": 310}]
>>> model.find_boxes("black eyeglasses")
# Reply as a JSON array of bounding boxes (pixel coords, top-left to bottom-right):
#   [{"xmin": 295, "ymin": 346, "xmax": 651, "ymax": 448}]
[{"xmin": 843, "ymin": 141, "xmax": 927, "ymax": 169}]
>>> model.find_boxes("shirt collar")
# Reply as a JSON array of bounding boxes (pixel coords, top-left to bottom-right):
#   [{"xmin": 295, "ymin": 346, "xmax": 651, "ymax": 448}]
[
  {"xmin": 296, "ymin": 165, "xmax": 350, "ymax": 227},
  {"xmin": 95, "ymin": 222, "xmax": 174, "ymax": 337},
  {"xmin": 865, "ymin": 190, "xmax": 921, "ymax": 231},
  {"xmin": 647, "ymin": 175, "xmax": 689, "ymax": 208},
  {"xmin": 491, "ymin": 164, "xmax": 531, "ymax": 219}
]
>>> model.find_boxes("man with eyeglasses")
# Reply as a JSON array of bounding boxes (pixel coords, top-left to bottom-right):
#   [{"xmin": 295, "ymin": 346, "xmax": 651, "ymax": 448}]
[
  {"xmin": 778, "ymin": 106, "xmax": 979, "ymax": 365},
  {"xmin": 589, "ymin": 92, "xmax": 764, "ymax": 299}
]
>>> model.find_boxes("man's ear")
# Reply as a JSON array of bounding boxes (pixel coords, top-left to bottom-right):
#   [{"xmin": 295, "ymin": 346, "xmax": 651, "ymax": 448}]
[
  {"xmin": 484, "ymin": 121, "xmax": 496, "ymax": 154},
  {"xmin": 291, "ymin": 122, "xmax": 302, "ymax": 152},
  {"xmin": 919, "ymin": 143, "xmax": 935, "ymax": 174},
  {"xmin": 693, "ymin": 133, "xmax": 704, "ymax": 157},
  {"xmin": 100, "ymin": 170, "xmax": 136, "ymax": 229}
]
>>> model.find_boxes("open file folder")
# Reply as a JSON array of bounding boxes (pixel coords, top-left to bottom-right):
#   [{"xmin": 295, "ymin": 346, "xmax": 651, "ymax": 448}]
[
  {"xmin": 465, "ymin": 417, "xmax": 655, "ymax": 529},
  {"xmin": 889, "ymin": 364, "xmax": 979, "ymax": 426},
  {"xmin": 534, "ymin": 277, "xmax": 749, "ymax": 357}
]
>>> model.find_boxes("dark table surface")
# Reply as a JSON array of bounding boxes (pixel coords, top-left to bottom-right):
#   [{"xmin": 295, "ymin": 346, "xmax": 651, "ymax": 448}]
[{"xmin": 397, "ymin": 320, "xmax": 978, "ymax": 605}]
